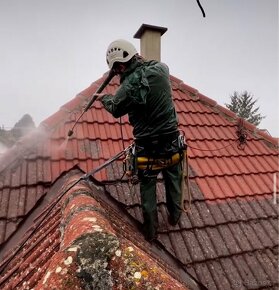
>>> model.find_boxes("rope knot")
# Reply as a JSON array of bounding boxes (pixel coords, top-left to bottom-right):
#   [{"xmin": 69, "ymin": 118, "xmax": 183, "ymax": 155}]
[{"xmin": 236, "ymin": 118, "xmax": 248, "ymax": 150}]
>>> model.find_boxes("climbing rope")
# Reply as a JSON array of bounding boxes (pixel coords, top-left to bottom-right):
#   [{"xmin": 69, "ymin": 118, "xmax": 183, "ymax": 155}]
[
  {"xmin": 0, "ymin": 119, "xmax": 248, "ymax": 275},
  {"xmin": 186, "ymin": 119, "xmax": 248, "ymax": 152}
]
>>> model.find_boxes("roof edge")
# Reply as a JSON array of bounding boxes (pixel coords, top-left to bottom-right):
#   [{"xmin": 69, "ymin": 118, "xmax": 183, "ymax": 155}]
[
  {"xmin": 34, "ymin": 174, "xmax": 192, "ymax": 289},
  {"xmin": 39, "ymin": 72, "xmax": 117, "ymax": 133},
  {"xmin": 173, "ymin": 76, "xmax": 278, "ymax": 147}
]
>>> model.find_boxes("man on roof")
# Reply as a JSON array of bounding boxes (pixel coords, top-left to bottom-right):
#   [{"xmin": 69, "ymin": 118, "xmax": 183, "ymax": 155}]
[{"xmin": 97, "ymin": 39, "xmax": 185, "ymax": 241}]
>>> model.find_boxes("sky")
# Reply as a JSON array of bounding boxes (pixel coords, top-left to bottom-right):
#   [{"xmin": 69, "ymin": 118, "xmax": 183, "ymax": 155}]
[{"xmin": 0, "ymin": 0, "xmax": 278, "ymax": 136}]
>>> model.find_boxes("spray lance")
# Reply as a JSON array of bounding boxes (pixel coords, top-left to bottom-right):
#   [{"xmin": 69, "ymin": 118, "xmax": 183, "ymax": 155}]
[{"xmin": 67, "ymin": 69, "xmax": 116, "ymax": 137}]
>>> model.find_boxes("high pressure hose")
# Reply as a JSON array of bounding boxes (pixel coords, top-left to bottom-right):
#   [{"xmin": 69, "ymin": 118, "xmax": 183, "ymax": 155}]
[{"xmin": 67, "ymin": 69, "xmax": 116, "ymax": 137}]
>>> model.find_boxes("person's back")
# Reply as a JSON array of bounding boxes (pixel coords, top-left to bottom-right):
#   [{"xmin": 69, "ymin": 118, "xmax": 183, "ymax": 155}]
[
  {"xmin": 99, "ymin": 39, "xmax": 184, "ymax": 241},
  {"xmin": 124, "ymin": 60, "xmax": 178, "ymax": 139}
]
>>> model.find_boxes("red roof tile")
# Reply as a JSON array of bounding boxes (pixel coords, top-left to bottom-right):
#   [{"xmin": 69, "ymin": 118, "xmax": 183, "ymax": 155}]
[
  {"xmin": 0, "ymin": 72, "xmax": 278, "ymax": 289},
  {"xmin": 0, "ymin": 170, "xmax": 194, "ymax": 289}
]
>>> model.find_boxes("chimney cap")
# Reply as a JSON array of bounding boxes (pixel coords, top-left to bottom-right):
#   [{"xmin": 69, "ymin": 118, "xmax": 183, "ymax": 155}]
[{"xmin": 134, "ymin": 24, "xmax": 168, "ymax": 39}]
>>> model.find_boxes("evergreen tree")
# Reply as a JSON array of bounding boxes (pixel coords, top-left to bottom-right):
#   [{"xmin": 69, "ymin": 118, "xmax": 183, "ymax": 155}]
[
  {"xmin": 14, "ymin": 114, "xmax": 35, "ymax": 129},
  {"xmin": 0, "ymin": 114, "xmax": 36, "ymax": 150},
  {"xmin": 225, "ymin": 91, "xmax": 265, "ymax": 126},
  {"xmin": 12, "ymin": 114, "xmax": 36, "ymax": 138}
]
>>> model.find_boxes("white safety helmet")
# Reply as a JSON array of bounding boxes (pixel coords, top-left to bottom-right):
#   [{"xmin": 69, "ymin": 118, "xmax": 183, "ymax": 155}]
[{"xmin": 106, "ymin": 39, "xmax": 138, "ymax": 69}]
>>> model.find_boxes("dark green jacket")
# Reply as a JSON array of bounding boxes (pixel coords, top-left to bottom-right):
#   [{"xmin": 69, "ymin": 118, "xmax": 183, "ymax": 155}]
[{"xmin": 101, "ymin": 58, "xmax": 178, "ymax": 139}]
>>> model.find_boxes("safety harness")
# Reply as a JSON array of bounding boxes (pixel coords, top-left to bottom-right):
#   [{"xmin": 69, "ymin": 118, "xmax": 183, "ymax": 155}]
[
  {"xmin": 124, "ymin": 134, "xmax": 185, "ymax": 178},
  {"xmin": 123, "ymin": 133, "xmax": 192, "ymax": 212}
]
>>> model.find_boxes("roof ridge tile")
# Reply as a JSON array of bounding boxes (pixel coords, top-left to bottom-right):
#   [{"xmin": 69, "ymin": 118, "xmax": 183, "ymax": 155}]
[
  {"xmin": 179, "ymin": 83, "xmax": 199, "ymax": 97},
  {"xmin": 0, "ymin": 69, "xmax": 278, "ymax": 290},
  {"xmin": 193, "ymin": 92, "xmax": 277, "ymax": 147},
  {"xmin": 77, "ymin": 82, "xmax": 102, "ymax": 99},
  {"xmin": 40, "ymin": 110, "xmax": 70, "ymax": 131},
  {"xmin": 60, "ymin": 95, "xmax": 85, "ymax": 113},
  {"xmin": 31, "ymin": 175, "xmax": 189, "ymax": 289},
  {"xmin": 170, "ymin": 75, "xmax": 277, "ymax": 147},
  {"xmin": 170, "ymin": 74, "xmax": 183, "ymax": 85},
  {"xmin": 170, "ymin": 75, "xmax": 199, "ymax": 97},
  {"xmin": 215, "ymin": 104, "xmax": 237, "ymax": 119},
  {"xmin": 197, "ymin": 93, "xmax": 217, "ymax": 107},
  {"xmin": 255, "ymin": 129, "xmax": 279, "ymax": 146}
]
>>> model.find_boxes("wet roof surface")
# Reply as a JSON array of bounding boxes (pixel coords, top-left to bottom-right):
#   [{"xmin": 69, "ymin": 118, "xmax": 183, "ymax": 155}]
[
  {"xmin": 0, "ymin": 73, "xmax": 278, "ymax": 289},
  {"xmin": 0, "ymin": 169, "xmax": 194, "ymax": 289}
]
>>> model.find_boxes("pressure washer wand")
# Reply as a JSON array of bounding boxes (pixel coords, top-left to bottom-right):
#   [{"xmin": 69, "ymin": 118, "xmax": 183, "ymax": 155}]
[{"xmin": 67, "ymin": 69, "xmax": 115, "ymax": 137}]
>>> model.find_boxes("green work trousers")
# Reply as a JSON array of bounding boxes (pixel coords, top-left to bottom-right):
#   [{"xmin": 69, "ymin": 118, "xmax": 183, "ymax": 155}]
[{"xmin": 139, "ymin": 161, "xmax": 183, "ymax": 240}]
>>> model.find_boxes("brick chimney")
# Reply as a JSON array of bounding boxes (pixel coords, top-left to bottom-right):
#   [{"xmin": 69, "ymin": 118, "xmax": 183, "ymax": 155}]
[{"xmin": 134, "ymin": 24, "xmax": 167, "ymax": 61}]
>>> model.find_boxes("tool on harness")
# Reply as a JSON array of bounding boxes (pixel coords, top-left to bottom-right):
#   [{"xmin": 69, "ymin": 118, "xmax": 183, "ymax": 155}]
[
  {"xmin": 123, "ymin": 150, "xmax": 184, "ymax": 183},
  {"xmin": 173, "ymin": 132, "xmax": 192, "ymax": 213},
  {"xmin": 123, "ymin": 144, "xmax": 139, "ymax": 184},
  {"xmin": 137, "ymin": 152, "xmax": 183, "ymax": 170},
  {"xmin": 123, "ymin": 133, "xmax": 192, "ymax": 212},
  {"xmin": 123, "ymin": 134, "xmax": 187, "ymax": 183},
  {"xmin": 178, "ymin": 133, "xmax": 187, "ymax": 151}
]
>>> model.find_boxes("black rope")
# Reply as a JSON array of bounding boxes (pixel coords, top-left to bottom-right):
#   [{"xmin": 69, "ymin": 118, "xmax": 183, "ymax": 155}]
[
  {"xmin": 187, "ymin": 140, "xmax": 236, "ymax": 152},
  {"xmin": 184, "ymin": 120, "xmax": 248, "ymax": 152},
  {"xmin": 196, "ymin": 0, "xmax": 206, "ymax": 17},
  {"xmin": 0, "ymin": 118, "xmax": 248, "ymax": 276}
]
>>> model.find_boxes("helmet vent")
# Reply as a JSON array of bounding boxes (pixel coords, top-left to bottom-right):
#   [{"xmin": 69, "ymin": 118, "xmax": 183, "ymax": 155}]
[{"xmin": 106, "ymin": 39, "xmax": 137, "ymax": 69}]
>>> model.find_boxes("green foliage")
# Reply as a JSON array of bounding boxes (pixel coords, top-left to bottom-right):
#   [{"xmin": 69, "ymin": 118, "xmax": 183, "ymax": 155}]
[{"xmin": 225, "ymin": 91, "xmax": 265, "ymax": 126}]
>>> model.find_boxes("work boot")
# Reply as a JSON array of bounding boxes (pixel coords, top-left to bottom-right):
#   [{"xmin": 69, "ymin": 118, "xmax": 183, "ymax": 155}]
[
  {"xmin": 144, "ymin": 231, "xmax": 158, "ymax": 242},
  {"xmin": 168, "ymin": 213, "xmax": 181, "ymax": 226}
]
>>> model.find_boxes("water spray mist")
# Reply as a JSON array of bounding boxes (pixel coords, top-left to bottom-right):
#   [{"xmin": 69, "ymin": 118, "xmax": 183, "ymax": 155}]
[{"xmin": 63, "ymin": 69, "xmax": 115, "ymax": 143}]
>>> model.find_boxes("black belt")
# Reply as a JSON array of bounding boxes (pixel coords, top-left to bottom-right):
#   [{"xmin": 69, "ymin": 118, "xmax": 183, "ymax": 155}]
[{"xmin": 135, "ymin": 131, "xmax": 179, "ymax": 146}]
